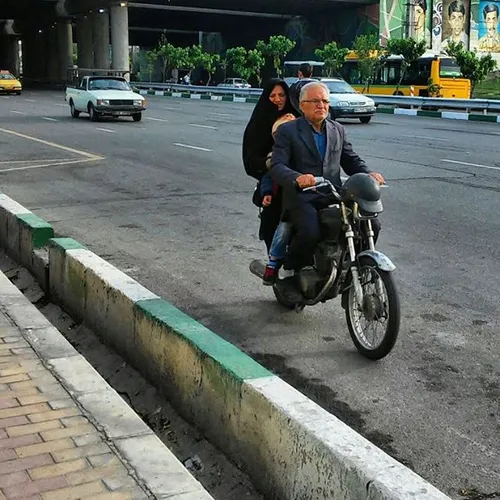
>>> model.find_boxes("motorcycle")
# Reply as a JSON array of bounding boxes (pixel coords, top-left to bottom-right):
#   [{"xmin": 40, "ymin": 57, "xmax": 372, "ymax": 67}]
[{"xmin": 250, "ymin": 173, "xmax": 400, "ymax": 360}]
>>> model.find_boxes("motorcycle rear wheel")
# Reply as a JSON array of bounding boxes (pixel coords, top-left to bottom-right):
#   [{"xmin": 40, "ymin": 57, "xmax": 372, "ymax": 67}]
[{"xmin": 345, "ymin": 256, "xmax": 400, "ymax": 360}]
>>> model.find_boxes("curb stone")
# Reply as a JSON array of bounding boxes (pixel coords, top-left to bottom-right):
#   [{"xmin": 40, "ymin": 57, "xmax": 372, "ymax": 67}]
[
  {"xmin": 0, "ymin": 192, "xmax": 454, "ymax": 499},
  {"xmin": 139, "ymin": 88, "xmax": 500, "ymax": 124}
]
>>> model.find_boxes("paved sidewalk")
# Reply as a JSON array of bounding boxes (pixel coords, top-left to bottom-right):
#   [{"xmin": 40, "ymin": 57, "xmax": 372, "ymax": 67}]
[{"xmin": 0, "ymin": 270, "xmax": 213, "ymax": 500}]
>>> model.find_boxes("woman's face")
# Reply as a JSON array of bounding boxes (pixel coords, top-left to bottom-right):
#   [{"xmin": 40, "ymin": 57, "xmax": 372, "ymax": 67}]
[{"xmin": 269, "ymin": 84, "xmax": 286, "ymax": 111}]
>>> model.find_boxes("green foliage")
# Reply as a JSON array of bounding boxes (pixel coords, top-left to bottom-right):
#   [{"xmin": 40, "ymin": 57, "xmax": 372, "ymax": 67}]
[
  {"xmin": 256, "ymin": 35, "xmax": 296, "ymax": 76},
  {"xmin": 444, "ymin": 41, "xmax": 497, "ymax": 97},
  {"xmin": 386, "ymin": 38, "xmax": 427, "ymax": 92},
  {"xmin": 315, "ymin": 42, "xmax": 349, "ymax": 77},
  {"xmin": 352, "ymin": 34, "xmax": 381, "ymax": 92}
]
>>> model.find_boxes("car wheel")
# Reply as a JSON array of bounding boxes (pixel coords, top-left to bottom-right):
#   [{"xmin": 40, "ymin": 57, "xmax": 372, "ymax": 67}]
[
  {"xmin": 70, "ymin": 101, "xmax": 80, "ymax": 118},
  {"xmin": 132, "ymin": 112, "xmax": 142, "ymax": 122},
  {"xmin": 88, "ymin": 103, "xmax": 99, "ymax": 122},
  {"xmin": 359, "ymin": 116, "xmax": 372, "ymax": 124}
]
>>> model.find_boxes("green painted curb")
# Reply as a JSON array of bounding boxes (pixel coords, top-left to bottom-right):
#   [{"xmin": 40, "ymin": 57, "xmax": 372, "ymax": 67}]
[
  {"xmin": 201, "ymin": 95, "xmax": 211, "ymax": 100},
  {"xmin": 49, "ymin": 237, "xmax": 87, "ymax": 252},
  {"xmin": 17, "ymin": 214, "xmax": 54, "ymax": 248},
  {"xmin": 417, "ymin": 110, "xmax": 441, "ymax": 118},
  {"xmin": 135, "ymin": 298, "xmax": 272, "ymax": 382},
  {"xmin": 376, "ymin": 108, "xmax": 395, "ymax": 114},
  {"xmin": 147, "ymin": 90, "xmax": 155, "ymax": 95},
  {"xmin": 469, "ymin": 113, "xmax": 497, "ymax": 122}
]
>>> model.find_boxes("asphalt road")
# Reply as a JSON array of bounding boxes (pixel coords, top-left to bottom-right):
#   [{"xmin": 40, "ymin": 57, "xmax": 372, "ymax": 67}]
[{"xmin": 0, "ymin": 91, "xmax": 499, "ymax": 499}]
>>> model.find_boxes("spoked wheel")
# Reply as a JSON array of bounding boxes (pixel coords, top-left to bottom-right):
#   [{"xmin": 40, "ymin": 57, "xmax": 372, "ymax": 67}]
[{"xmin": 345, "ymin": 256, "xmax": 400, "ymax": 360}]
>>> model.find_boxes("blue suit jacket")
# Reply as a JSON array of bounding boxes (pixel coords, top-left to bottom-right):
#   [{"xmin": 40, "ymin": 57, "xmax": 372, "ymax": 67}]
[{"xmin": 270, "ymin": 117, "xmax": 370, "ymax": 208}]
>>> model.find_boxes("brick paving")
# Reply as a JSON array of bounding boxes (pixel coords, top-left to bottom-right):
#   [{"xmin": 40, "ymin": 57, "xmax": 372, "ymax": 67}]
[{"xmin": 0, "ymin": 315, "xmax": 148, "ymax": 500}]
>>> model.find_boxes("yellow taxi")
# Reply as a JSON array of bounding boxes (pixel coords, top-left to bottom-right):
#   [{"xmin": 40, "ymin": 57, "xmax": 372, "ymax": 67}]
[{"xmin": 0, "ymin": 70, "xmax": 22, "ymax": 95}]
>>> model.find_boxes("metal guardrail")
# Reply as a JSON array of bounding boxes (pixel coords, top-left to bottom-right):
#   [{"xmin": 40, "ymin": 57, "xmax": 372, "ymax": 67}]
[
  {"xmin": 366, "ymin": 94, "xmax": 500, "ymax": 113},
  {"xmin": 131, "ymin": 81, "xmax": 263, "ymax": 96},
  {"xmin": 132, "ymin": 81, "xmax": 500, "ymax": 113}
]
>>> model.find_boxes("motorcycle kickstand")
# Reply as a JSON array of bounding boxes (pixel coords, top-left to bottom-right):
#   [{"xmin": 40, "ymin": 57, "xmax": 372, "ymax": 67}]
[{"xmin": 295, "ymin": 303, "xmax": 305, "ymax": 313}]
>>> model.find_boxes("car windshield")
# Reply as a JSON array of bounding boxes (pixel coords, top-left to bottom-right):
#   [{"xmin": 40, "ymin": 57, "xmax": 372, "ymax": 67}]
[
  {"xmin": 322, "ymin": 80, "xmax": 356, "ymax": 94},
  {"xmin": 0, "ymin": 73, "xmax": 15, "ymax": 80},
  {"xmin": 88, "ymin": 78, "xmax": 130, "ymax": 91}
]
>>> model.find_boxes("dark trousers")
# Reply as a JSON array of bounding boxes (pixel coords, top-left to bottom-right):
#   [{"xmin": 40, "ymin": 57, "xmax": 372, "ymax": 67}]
[{"xmin": 285, "ymin": 194, "xmax": 381, "ymax": 271}]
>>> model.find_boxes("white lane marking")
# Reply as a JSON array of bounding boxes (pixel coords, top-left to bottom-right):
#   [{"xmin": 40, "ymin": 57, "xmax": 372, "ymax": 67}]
[
  {"xmin": 11, "ymin": 110, "xmax": 25, "ymax": 115},
  {"xmin": 0, "ymin": 127, "xmax": 104, "ymax": 160},
  {"xmin": 173, "ymin": 143, "xmax": 212, "ymax": 152},
  {"xmin": 208, "ymin": 112, "xmax": 230, "ymax": 117},
  {"xmin": 441, "ymin": 159, "xmax": 500, "ymax": 171},
  {"xmin": 24, "ymin": 99, "xmax": 36, "ymax": 103},
  {"xmin": 42, "ymin": 117, "xmax": 58, "ymax": 122},
  {"xmin": 402, "ymin": 134, "xmax": 450, "ymax": 142},
  {"xmin": 0, "ymin": 157, "xmax": 99, "ymax": 173},
  {"xmin": 54, "ymin": 103, "xmax": 67, "ymax": 107},
  {"xmin": 147, "ymin": 117, "xmax": 169, "ymax": 123},
  {"xmin": 162, "ymin": 106, "xmax": 180, "ymax": 111},
  {"xmin": 189, "ymin": 123, "xmax": 217, "ymax": 130},
  {"xmin": 95, "ymin": 127, "xmax": 115, "ymax": 133},
  {"xmin": 1, "ymin": 96, "xmax": 9, "ymax": 100},
  {"xmin": 0, "ymin": 158, "xmax": 72, "ymax": 164}
]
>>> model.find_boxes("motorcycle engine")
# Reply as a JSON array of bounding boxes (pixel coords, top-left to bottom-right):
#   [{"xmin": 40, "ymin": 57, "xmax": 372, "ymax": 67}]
[{"xmin": 297, "ymin": 267, "xmax": 327, "ymax": 300}]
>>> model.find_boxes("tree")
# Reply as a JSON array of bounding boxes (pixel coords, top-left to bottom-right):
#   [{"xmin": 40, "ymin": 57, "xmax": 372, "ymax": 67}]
[
  {"xmin": 256, "ymin": 35, "xmax": 296, "ymax": 77},
  {"xmin": 246, "ymin": 49, "xmax": 265, "ymax": 86},
  {"xmin": 145, "ymin": 50, "xmax": 157, "ymax": 82},
  {"xmin": 444, "ymin": 41, "xmax": 497, "ymax": 97},
  {"xmin": 352, "ymin": 34, "xmax": 382, "ymax": 93},
  {"xmin": 157, "ymin": 42, "xmax": 185, "ymax": 82},
  {"xmin": 200, "ymin": 52, "xmax": 221, "ymax": 86},
  {"xmin": 315, "ymin": 42, "xmax": 349, "ymax": 77},
  {"xmin": 386, "ymin": 38, "xmax": 427, "ymax": 93},
  {"xmin": 226, "ymin": 47, "xmax": 253, "ymax": 81}
]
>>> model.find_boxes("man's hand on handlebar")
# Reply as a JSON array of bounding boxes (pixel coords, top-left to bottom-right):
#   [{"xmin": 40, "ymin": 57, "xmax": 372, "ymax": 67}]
[
  {"xmin": 295, "ymin": 174, "xmax": 317, "ymax": 189},
  {"xmin": 369, "ymin": 172, "xmax": 385, "ymax": 185}
]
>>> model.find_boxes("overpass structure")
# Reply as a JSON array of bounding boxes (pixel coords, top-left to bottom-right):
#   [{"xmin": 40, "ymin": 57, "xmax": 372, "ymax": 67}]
[{"xmin": 0, "ymin": 0, "xmax": 376, "ymax": 85}]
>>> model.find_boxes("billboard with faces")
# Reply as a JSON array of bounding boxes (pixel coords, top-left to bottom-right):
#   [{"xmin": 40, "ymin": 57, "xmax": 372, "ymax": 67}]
[
  {"xmin": 410, "ymin": 0, "xmax": 433, "ymax": 47},
  {"xmin": 433, "ymin": 0, "xmax": 471, "ymax": 51}
]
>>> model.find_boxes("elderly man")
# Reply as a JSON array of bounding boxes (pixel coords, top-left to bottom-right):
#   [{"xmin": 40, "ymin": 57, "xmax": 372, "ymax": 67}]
[{"xmin": 270, "ymin": 81, "xmax": 384, "ymax": 276}]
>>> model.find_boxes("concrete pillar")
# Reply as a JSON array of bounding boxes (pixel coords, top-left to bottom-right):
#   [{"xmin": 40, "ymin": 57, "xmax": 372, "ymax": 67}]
[
  {"xmin": 47, "ymin": 26, "xmax": 59, "ymax": 82},
  {"xmin": 92, "ymin": 10, "xmax": 110, "ymax": 69},
  {"xmin": 110, "ymin": 3, "xmax": 129, "ymax": 79},
  {"xmin": 77, "ymin": 15, "xmax": 93, "ymax": 68},
  {"xmin": 4, "ymin": 38, "xmax": 20, "ymax": 75},
  {"xmin": 57, "ymin": 19, "xmax": 73, "ymax": 82}
]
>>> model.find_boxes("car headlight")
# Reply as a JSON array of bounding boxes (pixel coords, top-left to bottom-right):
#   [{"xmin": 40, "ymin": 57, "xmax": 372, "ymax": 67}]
[
  {"xmin": 134, "ymin": 100, "xmax": 142, "ymax": 106},
  {"xmin": 97, "ymin": 99, "xmax": 110, "ymax": 105},
  {"xmin": 336, "ymin": 101, "xmax": 349, "ymax": 107},
  {"xmin": 365, "ymin": 99, "xmax": 375, "ymax": 107}
]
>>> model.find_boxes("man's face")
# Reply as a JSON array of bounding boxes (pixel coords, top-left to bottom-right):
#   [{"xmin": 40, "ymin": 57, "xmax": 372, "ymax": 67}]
[
  {"xmin": 300, "ymin": 86, "xmax": 330, "ymax": 124},
  {"xmin": 415, "ymin": 6, "xmax": 425, "ymax": 29},
  {"xmin": 449, "ymin": 11, "xmax": 465, "ymax": 36},
  {"xmin": 485, "ymin": 11, "xmax": 499, "ymax": 35}
]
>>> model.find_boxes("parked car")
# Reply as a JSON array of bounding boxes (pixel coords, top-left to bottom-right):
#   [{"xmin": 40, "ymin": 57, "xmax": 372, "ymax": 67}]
[
  {"xmin": 65, "ymin": 76, "xmax": 147, "ymax": 122},
  {"xmin": 0, "ymin": 70, "xmax": 22, "ymax": 95},
  {"xmin": 321, "ymin": 78, "xmax": 376, "ymax": 124},
  {"xmin": 217, "ymin": 78, "xmax": 251, "ymax": 89}
]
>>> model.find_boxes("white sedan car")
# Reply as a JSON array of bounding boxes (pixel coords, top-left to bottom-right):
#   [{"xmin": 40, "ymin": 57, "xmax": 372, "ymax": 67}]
[{"xmin": 321, "ymin": 78, "xmax": 376, "ymax": 124}]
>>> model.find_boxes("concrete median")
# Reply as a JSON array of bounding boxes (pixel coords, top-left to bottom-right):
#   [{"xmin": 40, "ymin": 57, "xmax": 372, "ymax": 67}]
[{"xmin": 0, "ymin": 192, "xmax": 453, "ymax": 500}]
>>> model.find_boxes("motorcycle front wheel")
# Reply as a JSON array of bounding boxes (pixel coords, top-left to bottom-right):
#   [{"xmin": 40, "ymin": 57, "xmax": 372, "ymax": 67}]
[{"xmin": 345, "ymin": 256, "xmax": 400, "ymax": 360}]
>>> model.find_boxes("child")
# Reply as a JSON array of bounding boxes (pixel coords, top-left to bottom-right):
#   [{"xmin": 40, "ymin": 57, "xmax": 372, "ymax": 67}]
[{"xmin": 260, "ymin": 113, "xmax": 296, "ymax": 285}]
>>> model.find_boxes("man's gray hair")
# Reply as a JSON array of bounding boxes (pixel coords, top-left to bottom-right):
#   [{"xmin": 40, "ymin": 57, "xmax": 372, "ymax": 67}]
[{"xmin": 299, "ymin": 81, "xmax": 330, "ymax": 102}]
